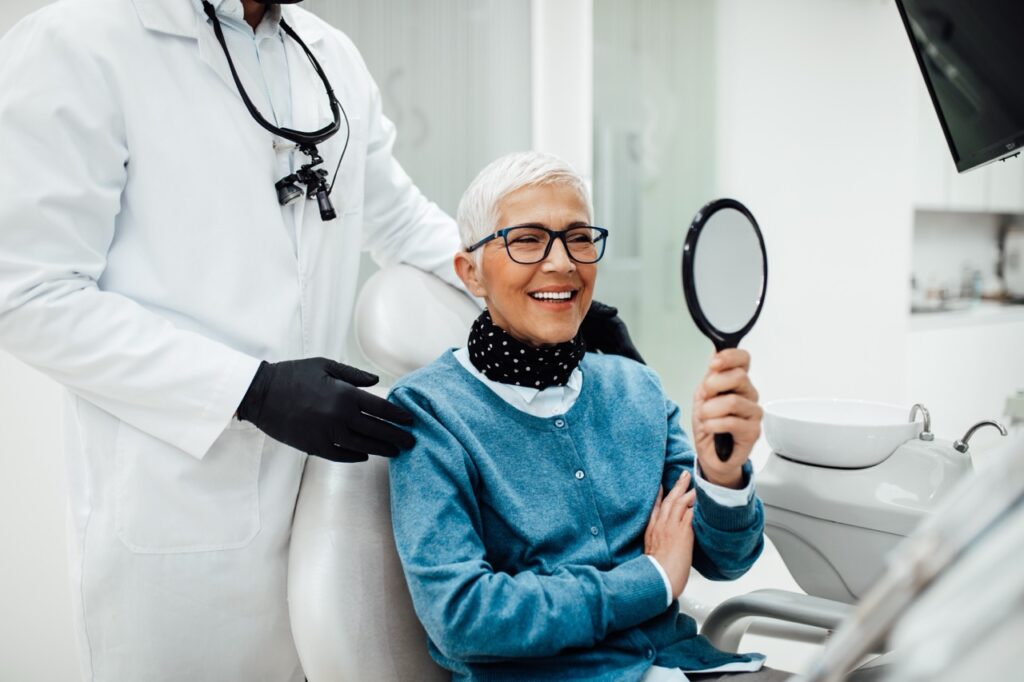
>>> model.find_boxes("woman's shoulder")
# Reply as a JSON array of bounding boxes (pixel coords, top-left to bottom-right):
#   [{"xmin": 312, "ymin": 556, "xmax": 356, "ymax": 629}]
[
  {"xmin": 581, "ymin": 352, "xmax": 665, "ymax": 395},
  {"xmin": 389, "ymin": 350, "xmax": 474, "ymax": 404}
]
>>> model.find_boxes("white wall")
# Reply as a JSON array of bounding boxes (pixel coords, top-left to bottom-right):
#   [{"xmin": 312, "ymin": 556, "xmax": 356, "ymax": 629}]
[{"xmin": 713, "ymin": 0, "xmax": 918, "ymax": 414}]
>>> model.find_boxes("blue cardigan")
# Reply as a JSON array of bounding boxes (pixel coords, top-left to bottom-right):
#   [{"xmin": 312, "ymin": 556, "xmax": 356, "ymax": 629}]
[{"xmin": 388, "ymin": 350, "xmax": 765, "ymax": 681}]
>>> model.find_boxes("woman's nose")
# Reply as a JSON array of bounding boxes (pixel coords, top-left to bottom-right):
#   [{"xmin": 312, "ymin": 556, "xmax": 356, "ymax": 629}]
[{"xmin": 541, "ymin": 237, "xmax": 576, "ymax": 272}]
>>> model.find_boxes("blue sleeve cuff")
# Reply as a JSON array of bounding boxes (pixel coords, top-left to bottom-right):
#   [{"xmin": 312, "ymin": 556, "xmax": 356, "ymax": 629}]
[
  {"xmin": 602, "ymin": 555, "xmax": 671, "ymax": 631},
  {"xmin": 645, "ymin": 555, "xmax": 674, "ymax": 607},
  {"xmin": 694, "ymin": 461, "xmax": 760, "ymax": 532}
]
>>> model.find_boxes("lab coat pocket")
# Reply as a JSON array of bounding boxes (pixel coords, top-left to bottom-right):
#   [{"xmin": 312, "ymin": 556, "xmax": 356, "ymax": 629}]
[{"xmin": 115, "ymin": 421, "xmax": 265, "ymax": 553}]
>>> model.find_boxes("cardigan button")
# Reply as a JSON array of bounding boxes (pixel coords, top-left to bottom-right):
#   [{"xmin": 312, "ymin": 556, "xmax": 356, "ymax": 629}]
[
  {"xmin": 644, "ymin": 647, "xmax": 655, "ymax": 659},
  {"xmin": 590, "ymin": 526, "xmax": 599, "ymax": 536},
  {"xmin": 575, "ymin": 470, "xmax": 585, "ymax": 480},
  {"xmin": 554, "ymin": 418, "xmax": 566, "ymax": 428}
]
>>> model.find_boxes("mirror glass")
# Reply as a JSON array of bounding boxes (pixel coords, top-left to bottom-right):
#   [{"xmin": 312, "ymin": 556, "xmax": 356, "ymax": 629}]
[{"xmin": 693, "ymin": 208, "xmax": 765, "ymax": 334}]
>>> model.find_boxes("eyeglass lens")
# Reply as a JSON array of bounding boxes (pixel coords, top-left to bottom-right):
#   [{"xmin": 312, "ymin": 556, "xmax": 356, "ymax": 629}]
[{"xmin": 504, "ymin": 226, "xmax": 605, "ymax": 264}]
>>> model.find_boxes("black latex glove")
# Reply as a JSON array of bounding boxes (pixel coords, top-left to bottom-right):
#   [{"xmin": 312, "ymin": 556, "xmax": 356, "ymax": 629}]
[
  {"xmin": 237, "ymin": 358, "xmax": 415, "ymax": 463},
  {"xmin": 579, "ymin": 300, "xmax": 645, "ymax": 364}
]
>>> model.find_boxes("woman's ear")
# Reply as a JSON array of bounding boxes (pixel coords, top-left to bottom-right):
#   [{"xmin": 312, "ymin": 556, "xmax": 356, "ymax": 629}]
[{"xmin": 454, "ymin": 251, "xmax": 488, "ymax": 298}]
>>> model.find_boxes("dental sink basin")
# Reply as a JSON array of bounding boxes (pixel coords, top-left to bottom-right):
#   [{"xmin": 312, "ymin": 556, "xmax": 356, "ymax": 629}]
[
  {"xmin": 764, "ymin": 398, "xmax": 922, "ymax": 468},
  {"xmin": 759, "ymin": 399, "xmax": 971, "ymax": 604}
]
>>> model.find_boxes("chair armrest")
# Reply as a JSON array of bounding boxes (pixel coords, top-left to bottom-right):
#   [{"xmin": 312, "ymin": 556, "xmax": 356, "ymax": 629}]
[{"xmin": 701, "ymin": 589, "xmax": 853, "ymax": 652}]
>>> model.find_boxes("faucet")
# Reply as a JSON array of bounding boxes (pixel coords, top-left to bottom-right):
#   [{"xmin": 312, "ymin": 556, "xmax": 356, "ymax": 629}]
[
  {"xmin": 909, "ymin": 403, "xmax": 934, "ymax": 441},
  {"xmin": 953, "ymin": 420, "xmax": 1008, "ymax": 453}
]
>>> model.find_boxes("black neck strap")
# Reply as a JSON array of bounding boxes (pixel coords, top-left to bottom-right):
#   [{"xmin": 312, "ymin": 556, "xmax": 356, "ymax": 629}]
[{"xmin": 201, "ymin": 1, "xmax": 342, "ymax": 147}]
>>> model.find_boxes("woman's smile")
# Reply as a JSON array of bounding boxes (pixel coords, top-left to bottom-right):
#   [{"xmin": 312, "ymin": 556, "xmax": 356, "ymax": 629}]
[{"xmin": 527, "ymin": 286, "xmax": 579, "ymax": 308}]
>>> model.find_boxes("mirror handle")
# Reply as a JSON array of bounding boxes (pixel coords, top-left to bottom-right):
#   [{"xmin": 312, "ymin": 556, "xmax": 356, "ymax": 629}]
[
  {"xmin": 713, "ymin": 431, "xmax": 734, "ymax": 461},
  {"xmin": 711, "ymin": 338, "xmax": 736, "ymax": 461}
]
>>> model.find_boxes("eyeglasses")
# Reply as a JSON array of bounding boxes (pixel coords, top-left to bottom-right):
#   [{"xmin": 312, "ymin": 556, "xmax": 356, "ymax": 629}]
[{"xmin": 465, "ymin": 225, "xmax": 609, "ymax": 264}]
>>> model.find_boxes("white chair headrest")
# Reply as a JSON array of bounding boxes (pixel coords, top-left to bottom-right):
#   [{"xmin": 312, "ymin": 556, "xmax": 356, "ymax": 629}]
[{"xmin": 354, "ymin": 265, "xmax": 480, "ymax": 378}]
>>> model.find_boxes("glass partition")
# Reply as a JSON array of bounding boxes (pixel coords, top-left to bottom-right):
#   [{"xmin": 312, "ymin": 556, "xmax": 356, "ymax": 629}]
[{"xmin": 593, "ymin": 0, "xmax": 717, "ymax": 400}]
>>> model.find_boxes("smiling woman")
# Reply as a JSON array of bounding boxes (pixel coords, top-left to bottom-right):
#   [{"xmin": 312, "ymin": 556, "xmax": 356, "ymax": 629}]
[
  {"xmin": 385, "ymin": 152, "xmax": 779, "ymax": 681},
  {"xmin": 457, "ymin": 181, "xmax": 598, "ymax": 347}
]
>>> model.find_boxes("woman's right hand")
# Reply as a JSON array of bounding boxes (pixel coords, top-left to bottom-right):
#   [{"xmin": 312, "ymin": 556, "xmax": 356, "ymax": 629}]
[{"xmin": 643, "ymin": 471, "xmax": 696, "ymax": 599}]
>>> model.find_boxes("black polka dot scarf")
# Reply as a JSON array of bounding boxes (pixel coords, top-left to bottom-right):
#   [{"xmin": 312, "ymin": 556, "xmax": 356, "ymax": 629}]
[{"xmin": 467, "ymin": 309, "xmax": 585, "ymax": 389}]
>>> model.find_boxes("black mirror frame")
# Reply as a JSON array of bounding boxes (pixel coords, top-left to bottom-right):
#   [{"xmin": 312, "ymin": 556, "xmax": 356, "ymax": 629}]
[{"xmin": 681, "ymin": 197, "xmax": 768, "ymax": 352}]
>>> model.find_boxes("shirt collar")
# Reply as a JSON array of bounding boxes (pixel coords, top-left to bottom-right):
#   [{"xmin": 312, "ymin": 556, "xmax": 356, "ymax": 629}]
[
  {"xmin": 132, "ymin": 0, "xmax": 320, "ymax": 44},
  {"xmin": 190, "ymin": 0, "xmax": 282, "ymax": 34},
  {"xmin": 506, "ymin": 366, "xmax": 583, "ymax": 404}
]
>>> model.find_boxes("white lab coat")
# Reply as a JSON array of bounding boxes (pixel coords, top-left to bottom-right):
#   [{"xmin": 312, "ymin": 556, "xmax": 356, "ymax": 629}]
[{"xmin": 0, "ymin": 1, "xmax": 462, "ymax": 680}]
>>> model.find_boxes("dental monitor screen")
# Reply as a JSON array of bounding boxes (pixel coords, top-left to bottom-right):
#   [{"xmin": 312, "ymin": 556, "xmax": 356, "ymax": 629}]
[{"xmin": 896, "ymin": 0, "xmax": 1024, "ymax": 172}]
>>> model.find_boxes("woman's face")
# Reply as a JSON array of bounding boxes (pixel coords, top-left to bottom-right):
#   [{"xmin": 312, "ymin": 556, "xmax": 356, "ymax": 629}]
[{"xmin": 455, "ymin": 183, "xmax": 597, "ymax": 346}]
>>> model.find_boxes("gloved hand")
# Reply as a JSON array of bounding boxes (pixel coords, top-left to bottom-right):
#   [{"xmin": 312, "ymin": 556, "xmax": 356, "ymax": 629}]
[
  {"xmin": 236, "ymin": 357, "xmax": 415, "ymax": 463},
  {"xmin": 579, "ymin": 300, "xmax": 645, "ymax": 364}
]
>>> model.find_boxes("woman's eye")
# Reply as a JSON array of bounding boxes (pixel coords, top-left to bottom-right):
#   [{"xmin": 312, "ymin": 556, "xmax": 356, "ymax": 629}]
[
  {"xmin": 510, "ymin": 236, "xmax": 542, "ymax": 244},
  {"xmin": 567, "ymin": 234, "xmax": 594, "ymax": 244}
]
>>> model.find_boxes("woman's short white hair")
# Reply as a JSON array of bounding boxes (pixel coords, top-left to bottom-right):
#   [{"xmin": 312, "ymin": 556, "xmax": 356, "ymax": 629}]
[{"xmin": 456, "ymin": 151, "xmax": 592, "ymax": 254}]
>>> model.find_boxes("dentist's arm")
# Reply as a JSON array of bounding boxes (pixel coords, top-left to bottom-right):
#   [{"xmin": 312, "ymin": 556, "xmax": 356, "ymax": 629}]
[
  {"xmin": 0, "ymin": 11, "xmax": 259, "ymax": 459},
  {"xmin": 387, "ymin": 387, "xmax": 669, "ymax": 662}
]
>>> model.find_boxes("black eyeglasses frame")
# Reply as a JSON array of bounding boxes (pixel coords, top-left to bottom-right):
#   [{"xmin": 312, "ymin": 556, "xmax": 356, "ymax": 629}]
[{"xmin": 465, "ymin": 226, "xmax": 609, "ymax": 265}]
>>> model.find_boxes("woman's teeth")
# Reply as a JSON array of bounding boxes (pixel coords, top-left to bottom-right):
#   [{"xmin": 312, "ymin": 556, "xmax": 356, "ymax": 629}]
[{"xmin": 530, "ymin": 291, "xmax": 574, "ymax": 301}]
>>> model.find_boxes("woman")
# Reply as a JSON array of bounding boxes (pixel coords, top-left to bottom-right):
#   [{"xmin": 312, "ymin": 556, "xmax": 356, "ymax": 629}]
[{"xmin": 388, "ymin": 152, "xmax": 786, "ymax": 681}]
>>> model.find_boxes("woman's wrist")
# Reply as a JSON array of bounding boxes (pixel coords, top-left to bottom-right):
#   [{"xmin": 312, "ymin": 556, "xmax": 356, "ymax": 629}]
[{"xmin": 701, "ymin": 464, "xmax": 744, "ymax": 489}]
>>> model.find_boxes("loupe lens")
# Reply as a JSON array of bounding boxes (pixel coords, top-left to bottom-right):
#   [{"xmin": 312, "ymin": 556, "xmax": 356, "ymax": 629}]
[{"xmin": 275, "ymin": 179, "xmax": 303, "ymax": 206}]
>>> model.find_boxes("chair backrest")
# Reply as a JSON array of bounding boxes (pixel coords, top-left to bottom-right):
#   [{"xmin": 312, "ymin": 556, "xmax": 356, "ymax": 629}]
[
  {"xmin": 289, "ymin": 266, "xmax": 477, "ymax": 682},
  {"xmin": 354, "ymin": 264, "xmax": 479, "ymax": 377}
]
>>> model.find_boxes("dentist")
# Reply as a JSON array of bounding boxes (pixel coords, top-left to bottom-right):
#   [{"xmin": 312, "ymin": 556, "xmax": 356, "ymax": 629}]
[{"xmin": 0, "ymin": 1, "xmax": 638, "ymax": 680}]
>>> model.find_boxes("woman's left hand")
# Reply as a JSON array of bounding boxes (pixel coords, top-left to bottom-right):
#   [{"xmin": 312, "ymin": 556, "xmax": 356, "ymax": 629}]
[{"xmin": 691, "ymin": 349, "xmax": 763, "ymax": 489}]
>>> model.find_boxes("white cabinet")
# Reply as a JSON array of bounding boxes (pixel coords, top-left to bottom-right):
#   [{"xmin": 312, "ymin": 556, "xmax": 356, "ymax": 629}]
[
  {"xmin": 914, "ymin": 84, "xmax": 1024, "ymax": 213},
  {"xmin": 988, "ymin": 153, "xmax": 1024, "ymax": 213},
  {"xmin": 947, "ymin": 163, "xmax": 990, "ymax": 212},
  {"xmin": 908, "ymin": 310, "xmax": 1024, "ymax": 441}
]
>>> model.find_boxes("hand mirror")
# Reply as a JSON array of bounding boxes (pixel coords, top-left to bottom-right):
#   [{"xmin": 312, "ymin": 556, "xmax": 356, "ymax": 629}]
[{"xmin": 681, "ymin": 198, "xmax": 768, "ymax": 461}]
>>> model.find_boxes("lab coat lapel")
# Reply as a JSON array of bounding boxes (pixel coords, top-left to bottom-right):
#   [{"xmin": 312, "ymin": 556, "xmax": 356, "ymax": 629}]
[
  {"xmin": 130, "ymin": 0, "xmax": 195, "ymax": 40},
  {"xmin": 196, "ymin": 15, "xmax": 249, "ymax": 103},
  {"xmin": 133, "ymin": 0, "xmax": 247, "ymax": 101}
]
